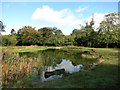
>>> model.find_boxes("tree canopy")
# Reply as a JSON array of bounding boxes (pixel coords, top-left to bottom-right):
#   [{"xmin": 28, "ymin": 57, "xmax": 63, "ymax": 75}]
[{"xmin": 1, "ymin": 12, "xmax": 119, "ymax": 48}]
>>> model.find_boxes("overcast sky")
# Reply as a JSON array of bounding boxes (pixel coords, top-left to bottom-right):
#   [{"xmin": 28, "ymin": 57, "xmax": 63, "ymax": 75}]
[{"xmin": 1, "ymin": 2, "xmax": 118, "ymax": 35}]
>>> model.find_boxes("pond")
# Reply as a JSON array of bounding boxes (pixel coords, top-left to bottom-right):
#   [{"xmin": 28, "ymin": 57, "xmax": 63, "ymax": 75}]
[{"xmin": 2, "ymin": 48, "xmax": 100, "ymax": 88}]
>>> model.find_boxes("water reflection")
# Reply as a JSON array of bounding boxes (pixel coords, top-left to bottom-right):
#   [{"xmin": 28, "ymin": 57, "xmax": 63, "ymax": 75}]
[
  {"xmin": 41, "ymin": 59, "xmax": 83, "ymax": 82},
  {"xmin": 19, "ymin": 49, "xmax": 99, "ymax": 83},
  {"xmin": 2, "ymin": 48, "xmax": 101, "ymax": 88},
  {"xmin": 55, "ymin": 59, "xmax": 83, "ymax": 74}
]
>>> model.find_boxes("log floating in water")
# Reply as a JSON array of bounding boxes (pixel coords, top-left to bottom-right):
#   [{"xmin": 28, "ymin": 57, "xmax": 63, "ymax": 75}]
[{"xmin": 45, "ymin": 68, "xmax": 65, "ymax": 78}]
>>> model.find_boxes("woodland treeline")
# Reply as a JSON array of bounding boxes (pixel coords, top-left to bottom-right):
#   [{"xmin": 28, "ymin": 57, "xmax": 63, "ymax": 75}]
[{"xmin": 2, "ymin": 13, "xmax": 119, "ymax": 48}]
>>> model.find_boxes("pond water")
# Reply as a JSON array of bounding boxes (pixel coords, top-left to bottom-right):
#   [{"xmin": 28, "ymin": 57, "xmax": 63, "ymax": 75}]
[
  {"xmin": 40, "ymin": 59, "xmax": 83, "ymax": 82},
  {"xmin": 19, "ymin": 49, "xmax": 98, "ymax": 82},
  {"xmin": 3, "ymin": 48, "xmax": 100, "ymax": 87}
]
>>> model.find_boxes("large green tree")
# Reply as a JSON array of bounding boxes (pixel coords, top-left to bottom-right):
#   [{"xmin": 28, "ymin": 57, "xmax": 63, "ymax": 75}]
[
  {"xmin": 73, "ymin": 18, "xmax": 95, "ymax": 47},
  {"xmin": 38, "ymin": 27, "xmax": 54, "ymax": 45},
  {"xmin": 98, "ymin": 13, "xmax": 119, "ymax": 48},
  {"xmin": 17, "ymin": 26, "xmax": 42, "ymax": 45},
  {"xmin": 1, "ymin": 13, "xmax": 119, "ymax": 48}
]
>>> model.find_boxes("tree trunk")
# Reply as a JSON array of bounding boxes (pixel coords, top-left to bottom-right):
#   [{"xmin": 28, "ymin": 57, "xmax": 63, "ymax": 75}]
[
  {"xmin": 106, "ymin": 43, "xmax": 108, "ymax": 48},
  {"xmin": 89, "ymin": 42, "xmax": 91, "ymax": 47}
]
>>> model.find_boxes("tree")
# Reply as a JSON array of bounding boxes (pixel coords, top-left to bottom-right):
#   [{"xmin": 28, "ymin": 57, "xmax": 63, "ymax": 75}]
[
  {"xmin": 73, "ymin": 18, "xmax": 95, "ymax": 47},
  {"xmin": 54, "ymin": 29, "xmax": 63, "ymax": 36},
  {"xmin": 71, "ymin": 29, "xmax": 82, "ymax": 37},
  {"xmin": 83, "ymin": 18, "xmax": 95, "ymax": 47},
  {"xmin": 10, "ymin": 29, "xmax": 16, "ymax": 35},
  {"xmin": 16, "ymin": 26, "xmax": 42, "ymax": 45},
  {"xmin": 71, "ymin": 29, "xmax": 86, "ymax": 46},
  {"xmin": 38, "ymin": 27, "xmax": 54, "ymax": 45},
  {"xmin": 2, "ymin": 35, "xmax": 17, "ymax": 46},
  {"xmin": 98, "ymin": 13, "xmax": 119, "ymax": 48},
  {"xmin": 0, "ymin": 21, "xmax": 5, "ymax": 32},
  {"xmin": 0, "ymin": 21, "xmax": 6, "ymax": 46},
  {"xmin": 64, "ymin": 35, "xmax": 74, "ymax": 46},
  {"xmin": 2, "ymin": 35, "xmax": 10, "ymax": 46},
  {"xmin": 38, "ymin": 27, "xmax": 54, "ymax": 37}
]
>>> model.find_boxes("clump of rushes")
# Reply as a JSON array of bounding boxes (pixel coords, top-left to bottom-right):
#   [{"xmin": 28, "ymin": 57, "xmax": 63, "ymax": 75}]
[{"xmin": 2, "ymin": 48, "xmax": 41, "ymax": 88}]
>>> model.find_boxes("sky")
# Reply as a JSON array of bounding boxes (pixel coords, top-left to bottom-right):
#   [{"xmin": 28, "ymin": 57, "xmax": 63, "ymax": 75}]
[{"xmin": 1, "ymin": 2, "xmax": 118, "ymax": 35}]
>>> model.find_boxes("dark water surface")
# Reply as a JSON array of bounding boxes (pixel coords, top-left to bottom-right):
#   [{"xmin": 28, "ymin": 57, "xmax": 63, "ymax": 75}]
[
  {"xmin": 3, "ymin": 48, "xmax": 100, "ymax": 88},
  {"xmin": 19, "ymin": 49, "xmax": 98, "ymax": 82}
]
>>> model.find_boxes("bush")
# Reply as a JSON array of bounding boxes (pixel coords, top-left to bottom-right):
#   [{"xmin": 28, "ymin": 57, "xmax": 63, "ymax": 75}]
[{"xmin": 2, "ymin": 35, "xmax": 17, "ymax": 46}]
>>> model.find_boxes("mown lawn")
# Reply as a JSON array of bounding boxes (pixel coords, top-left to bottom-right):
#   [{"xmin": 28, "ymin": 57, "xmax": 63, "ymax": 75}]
[
  {"xmin": 15, "ymin": 47, "xmax": 48, "ymax": 52},
  {"xmin": 1, "ymin": 46, "xmax": 47, "ymax": 52},
  {"xmin": 1, "ymin": 46, "xmax": 62, "ymax": 52}
]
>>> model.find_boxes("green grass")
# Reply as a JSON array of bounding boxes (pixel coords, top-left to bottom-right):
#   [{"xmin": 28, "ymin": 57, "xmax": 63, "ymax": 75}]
[
  {"xmin": 15, "ymin": 47, "xmax": 48, "ymax": 52},
  {"xmin": 35, "ymin": 47, "xmax": 119, "ymax": 88},
  {"xmin": 1, "ymin": 46, "xmax": 119, "ymax": 88},
  {"xmin": 8, "ymin": 46, "xmax": 62, "ymax": 52},
  {"xmin": 1, "ymin": 46, "xmax": 49, "ymax": 52}
]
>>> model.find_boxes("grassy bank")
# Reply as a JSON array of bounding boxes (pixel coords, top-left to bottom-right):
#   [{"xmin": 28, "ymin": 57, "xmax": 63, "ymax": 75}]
[
  {"xmin": 1, "ymin": 46, "xmax": 63, "ymax": 52},
  {"xmin": 37, "ymin": 48, "xmax": 119, "ymax": 88},
  {"xmin": 15, "ymin": 46, "xmax": 48, "ymax": 52},
  {"xmin": 1, "ymin": 46, "xmax": 119, "ymax": 88}
]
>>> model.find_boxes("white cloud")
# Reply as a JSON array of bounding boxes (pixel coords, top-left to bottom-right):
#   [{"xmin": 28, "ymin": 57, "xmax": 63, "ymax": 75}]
[
  {"xmin": 1, "ymin": 25, "xmax": 22, "ymax": 35},
  {"xmin": 32, "ymin": 5, "xmax": 83, "ymax": 28},
  {"xmin": 32, "ymin": 5, "xmax": 85, "ymax": 35},
  {"xmin": 32, "ymin": 5, "xmax": 109, "ymax": 35},
  {"xmin": 86, "ymin": 13, "xmax": 108, "ymax": 30},
  {"xmin": 76, "ymin": 7, "xmax": 88, "ymax": 12}
]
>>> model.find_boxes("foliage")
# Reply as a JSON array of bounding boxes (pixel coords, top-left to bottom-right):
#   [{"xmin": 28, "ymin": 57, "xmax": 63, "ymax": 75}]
[
  {"xmin": 0, "ymin": 21, "xmax": 5, "ymax": 32},
  {"xmin": 37, "ymin": 48, "xmax": 119, "ymax": 88},
  {"xmin": 16, "ymin": 26, "xmax": 42, "ymax": 46},
  {"xmin": 2, "ymin": 35, "xmax": 17, "ymax": 46},
  {"xmin": 10, "ymin": 29, "xmax": 16, "ymax": 35},
  {"xmin": 1, "ymin": 12, "xmax": 119, "ymax": 48},
  {"xmin": 97, "ymin": 13, "xmax": 119, "ymax": 48},
  {"xmin": 2, "ymin": 46, "xmax": 109, "ymax": 88},
  {"xmin": 72, "ymin": 12, "xmax": 119, "ymax": 48},
  {"xmin": 2, "ymin": 48, "xmax": 41, "ymax": 88}
]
